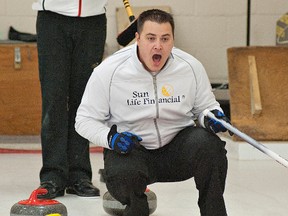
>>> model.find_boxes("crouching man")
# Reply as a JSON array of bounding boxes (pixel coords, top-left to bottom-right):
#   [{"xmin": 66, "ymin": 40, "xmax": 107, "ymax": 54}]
[{"xmin": 76, "ymin": 9, "xmax": 231, "ymax": 216}]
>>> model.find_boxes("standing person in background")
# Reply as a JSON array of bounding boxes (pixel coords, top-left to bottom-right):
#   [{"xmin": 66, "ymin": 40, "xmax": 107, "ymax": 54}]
[
  {"xmin": 76, "ymin": 9, "xmax": 232, "ymax": 215},
  {"xmin": 32, "ymin": 0, "xmax": 107, "ymax": 199}
]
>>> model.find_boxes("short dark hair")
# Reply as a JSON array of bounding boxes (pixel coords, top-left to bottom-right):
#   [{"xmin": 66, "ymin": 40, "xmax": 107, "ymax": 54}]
[{"xmin": 137, "ymin": 9, "xmax": 175, "ymax": 37}]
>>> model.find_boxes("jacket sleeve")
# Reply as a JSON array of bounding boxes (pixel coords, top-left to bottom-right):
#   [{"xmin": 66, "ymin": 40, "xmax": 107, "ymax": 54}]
[
  {"xmin": 191, "ymin": 61, "xmax": 223, "ymax": 128},
  {"xmin": 75, "ymin": 67, "xmax": 111, "ymax": 149}
]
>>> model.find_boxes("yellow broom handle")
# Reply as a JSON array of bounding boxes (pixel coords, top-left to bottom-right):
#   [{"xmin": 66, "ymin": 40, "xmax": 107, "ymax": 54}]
[{"xmin": 122, "ymin": 0, "xmax": 135, "ymax": 22}]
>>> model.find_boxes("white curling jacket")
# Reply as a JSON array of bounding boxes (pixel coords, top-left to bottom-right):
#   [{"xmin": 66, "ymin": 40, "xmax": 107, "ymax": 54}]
[
  {"xmin": 32, "ymin": 0, "xmax": 107, "ymax": 17},
  {"xmin": 75, "ymin": 43, "xmax": 222, "ymax": 150}
]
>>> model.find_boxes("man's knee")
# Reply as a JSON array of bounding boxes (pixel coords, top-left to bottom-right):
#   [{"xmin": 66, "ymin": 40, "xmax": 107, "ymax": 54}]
[
  {"xmin": 105, "ymin": 170, "xmax": 148, "ymax": 203},
  {"xmin": 191, "ymin": 129, "xmax": 228, "ymax": 172},
  {"xmin": 196, "ymin": 128, "xmax": 227, "ymax": 154}
]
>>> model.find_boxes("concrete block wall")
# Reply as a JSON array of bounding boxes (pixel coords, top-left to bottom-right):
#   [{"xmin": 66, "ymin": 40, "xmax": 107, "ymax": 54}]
[
  {"xmin": 0, "ymin": 0, "xmax": 288, "ymax": 82},
  {"xmin": 0, "ymin": 0, "xmax": 37, "ymax": 39}
]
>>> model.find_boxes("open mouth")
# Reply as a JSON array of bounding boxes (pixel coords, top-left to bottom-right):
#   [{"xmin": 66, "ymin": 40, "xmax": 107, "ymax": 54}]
[{"xmin": 152, "ymin": 54, "xmax": 162, "ymax": 63}]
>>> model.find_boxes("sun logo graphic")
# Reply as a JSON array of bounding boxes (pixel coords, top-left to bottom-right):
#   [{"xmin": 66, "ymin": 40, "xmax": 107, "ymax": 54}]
[{"xmin": 161, "ymin": 84, "xmax": 174, "ymax": 97}]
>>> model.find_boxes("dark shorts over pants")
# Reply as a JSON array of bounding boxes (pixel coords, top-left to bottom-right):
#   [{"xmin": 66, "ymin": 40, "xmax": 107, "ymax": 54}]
[{"xmin": 104, "ymin": 126, "xmax": 228, "ymax": 216}]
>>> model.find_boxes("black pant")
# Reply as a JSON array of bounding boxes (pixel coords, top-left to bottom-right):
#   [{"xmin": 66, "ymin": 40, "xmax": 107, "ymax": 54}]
[
  {"xmin": 104, "ymin": 127, "xmax": 228, "ymax": 216},
  {"xmin": 36, "ymin": 11, "xmax": 107, "ymax": 188}
]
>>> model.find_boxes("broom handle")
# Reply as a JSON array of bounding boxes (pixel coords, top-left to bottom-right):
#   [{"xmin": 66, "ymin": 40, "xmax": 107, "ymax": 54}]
[
  {"xmin": 203, "ymin": 109, "xmax": 288, "ymax": 168},
  {"xmin": 122, "ymin": 0, "xmax": 135, "ymax": 22}
]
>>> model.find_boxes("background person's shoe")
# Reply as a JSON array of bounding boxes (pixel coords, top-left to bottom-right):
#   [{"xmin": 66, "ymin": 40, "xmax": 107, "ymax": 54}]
[
  {"xmin": 37, "ymin": 181, "xmax": 65, "ymax": 199},
  {"xmin": 66, "ymin": 179, "xmax": 100, "ymax": 197}
]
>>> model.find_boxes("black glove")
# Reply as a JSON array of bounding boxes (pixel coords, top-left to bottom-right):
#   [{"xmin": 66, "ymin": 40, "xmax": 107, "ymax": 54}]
[
  {"xmin": 204, "ymin": 109, "xmax": 233, "ymax": 136},
  {"xmin": 107, "ymin": 125, "xmax": 142, "ymax": 154}
]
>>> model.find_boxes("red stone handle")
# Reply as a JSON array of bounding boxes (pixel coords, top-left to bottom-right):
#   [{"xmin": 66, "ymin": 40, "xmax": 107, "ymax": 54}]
[{"xmin": 18, "ymin": 188, "xmax": 60, "ymax": 205}]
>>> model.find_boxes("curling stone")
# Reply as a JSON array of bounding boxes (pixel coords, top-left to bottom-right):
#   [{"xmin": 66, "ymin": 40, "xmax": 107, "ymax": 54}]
[
  {"xmin": 103, "ymin": 188, "xmax": 157, "ymax": 215},
  {"xmin": 10, "ymin": 188, "xmax": 67, "ymax": 216}
]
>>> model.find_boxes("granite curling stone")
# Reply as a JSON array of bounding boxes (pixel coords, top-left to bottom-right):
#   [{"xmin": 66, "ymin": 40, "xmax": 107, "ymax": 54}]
[
  {"xmin": 10, "ymin": 188, "xmax": 67, "ymax": 216},
  {"xmin": 103, "ymin": 188, "xmax": 157, "ymax": 215}
]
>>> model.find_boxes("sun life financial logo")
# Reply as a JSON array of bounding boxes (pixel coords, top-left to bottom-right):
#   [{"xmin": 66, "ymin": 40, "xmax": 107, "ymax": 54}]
[
  {"xmin": 158, "ymin": 84, "xmax": 181, "ymax": 104},
  {"xmin": 126, "ymin": 84, "xmax": 182, "ymax": 106},
  {"xmin": 162, "ymin": 84, "xmax": 174, "ymax": 96}
]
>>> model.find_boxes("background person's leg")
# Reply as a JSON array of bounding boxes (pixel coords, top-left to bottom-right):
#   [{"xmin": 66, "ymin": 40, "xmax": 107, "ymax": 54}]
[
  {"xmin": 67, "ymin": 14, "xmax": 107, "ymax": 184},
  {"xmin": 37, "ymin": 11, "xmax": 72, "ymax": 188}
]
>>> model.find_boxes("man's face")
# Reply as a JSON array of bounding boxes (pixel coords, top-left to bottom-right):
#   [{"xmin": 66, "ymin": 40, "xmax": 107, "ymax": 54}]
[{"xmin": 136, "ymin": 21, "xmax": 174, "ymax": 72}]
